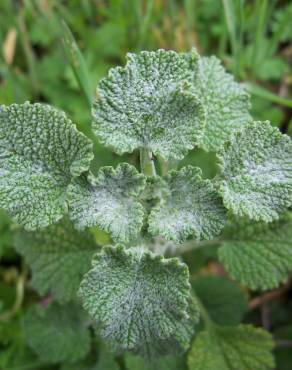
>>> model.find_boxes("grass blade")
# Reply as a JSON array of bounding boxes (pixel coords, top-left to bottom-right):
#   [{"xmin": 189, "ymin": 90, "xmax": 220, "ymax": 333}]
[
  {"xmin": 60, "ymin": 20, "xmax": 92, "ymax": 109},
  {"xmin": 246, "ymin": 82, "xmax": 292, "ymax": 108}
]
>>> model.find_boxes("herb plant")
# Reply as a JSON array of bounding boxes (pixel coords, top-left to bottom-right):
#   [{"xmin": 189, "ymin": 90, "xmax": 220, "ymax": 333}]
[{"xmin": 0, "ymin": 49, "xmax": 291, "ymax": 370}]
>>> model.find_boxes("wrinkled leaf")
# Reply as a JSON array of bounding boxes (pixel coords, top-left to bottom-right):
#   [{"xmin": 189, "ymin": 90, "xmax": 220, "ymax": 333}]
[
  {"xmin": 68, "ymin": 163, "xmax": 146, "ymax": 243},
  {"xmin": 14, "ymin": 218, "xmax": 98, "ymax": 302},
  {"xmin": 148, "ymin": 166, "xmax": 226, "ymax": 243},
  {"xmin": 79, "ymin": 244, "xmax": 196, "ymax": 357},
  {"xmin": 219, "ymin": 215, "xmax": 292, "ymax": 290},
  {"xmin": 0, "ymin": 102, "xmax": 93, "ymax": 229},
  {"xmin": 196, "ymin": 56, "xmax": 251, "ymax": 152},
  {"xmin": 218, "ymin": 121, "xmax": 292, "ymax": 222},
  {"xmin": 92, "ymin": 49, "xmax": 205, "ymax": 160}
]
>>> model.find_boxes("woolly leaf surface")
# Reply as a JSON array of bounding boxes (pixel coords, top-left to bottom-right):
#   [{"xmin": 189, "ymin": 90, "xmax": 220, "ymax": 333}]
[
  {"xmin": 148, "ymin": 166, "xmax": 226, "ymax": 243},
  {"xmin": 219, "ymin": 215, "xmax": 292, "ymax": 290},
  {"xmin": 188, "ymin": 325, "xmax": 274, "ymax": 370},
  {"xmin": 0, "ymin": 102, "xmax": 93, "ymax": 229},
  {"xmin": 92, "ymin": 49, "xmax": 205, "ymax": 160},
  {"xmin": 14, "ymin": 218, "xmax": 98, "ymax": 302},
  {"xmin": 79, "ymin": 244, "xmax": 196, "ymax": 357},
  {"xmin": 196, "ymin": 56, "xmax": 251, "ymax": 151},
  {"xmin": 218, "ymin": 121, "xmax": 292, "ymax": 221},
  {"xmin": 23, "ymin": 303, "xmax": 91, "ymax": 364},
  {"xmin": 68, "ymin": 163, "xmax": 146, "ymax": 243}
]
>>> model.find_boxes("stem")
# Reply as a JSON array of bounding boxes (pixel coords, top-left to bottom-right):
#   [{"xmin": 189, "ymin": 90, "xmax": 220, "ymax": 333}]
[
  {"xmin": 177, "ymin": 238, "xmax": 222, "ymax": 255},
  {"xmin": 140, "ymin": 148, "xmax": 156, "ymax": 176}
]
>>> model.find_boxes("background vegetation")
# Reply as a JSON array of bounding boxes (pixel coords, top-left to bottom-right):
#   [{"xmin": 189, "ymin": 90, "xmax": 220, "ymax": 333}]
[{"xmin": 0, "ymin": 1, "xmax": 291, "ymax": 369}]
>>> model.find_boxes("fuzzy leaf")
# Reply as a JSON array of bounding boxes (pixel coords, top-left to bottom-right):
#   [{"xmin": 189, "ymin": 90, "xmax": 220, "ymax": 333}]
[
  {"xmin": 219, "ymin": 215, "xmax": 292, "ymax": 290},
  {"xmin": 196, "ymin": 56, "xmax": 251, "ymax": 152},
  {"xmin": 218, "ymin": 121, "xmax": 292, "ymax": 221},
  {"xmin": 23, "ymin": 303, "xmax": 91, "ymax": 364},
  {"xmin": 193, "ymin": 276, "xmax": 247, "ymax": 325},
  {"xmin": 148, "ymin": 166, "xmax": 226, "ymax": 243},
  {"xmin": 68, "ymin": 163, "xmax": 146, "ymax": 243},
  {"xmin": 14, "ymin": 218, "xmax": 98, "ymax": 302},
  {"xmin": 79, "ymin": 244, "xmax": 196, "ymax": 357},
  {"xmin": 0, "ymin": 102, "xmax": 93, "ymax": 230},
  {"xmin": 188, "ymin": 325, "xmax": 275, "ymax": 370},
  {"xmin": 92, "ymin": 49, "xmax": 205, "ymax": 160}
]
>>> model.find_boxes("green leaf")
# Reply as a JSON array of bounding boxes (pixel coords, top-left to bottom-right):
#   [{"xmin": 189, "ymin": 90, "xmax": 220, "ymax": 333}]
[
  {"xmin": 125, "ymin": 353, "xmax": 186, "ymax": 370},
  {"xmin": 79, "ymin": 244, "xmax": 196, "ymax": 357},
  {"xmin": 68, "ymin": 163, "xmax": 146, "ymax": 243},
  {"xmin": 14, "ymin": 218, "xmax": 98, "ymax": 302},
  {"xmin": 0, "ymin": 209, "xmax": 13, "ymax": 258},
  {"xmin": 219, "ymin": 215, "xmax": 292, "ymax": 290},
  {"xmin": 148, "ymin": 166, "xmax": 226, "ymax": 243},
  {"xmin": 195, "ymin": 56, "xmax": 251, "ymax": 152},
  {"xmin": 0, "ymin": 102, "xmax": 93, "ymax": 230},
  {"xmin": 92, "ymin": 49, "xmax": 205, "ymax": 160},
  {"xmin": 193, "ymin": 276, "xmax": 247, "ymax": 325},
  {"xmin": 218, "ymin": 121, "xmax": 292, "ymax": 222},
  {"xmin": 188, "ymin": 325, "xmax": 275, "ymax": 370},
  {"xmin": 23, "ymin": 303, "xmax": 91, "ymax": 364},
  {"xmin": 61, "ymin": 342, "xmax": 120, "ymax": 370}
]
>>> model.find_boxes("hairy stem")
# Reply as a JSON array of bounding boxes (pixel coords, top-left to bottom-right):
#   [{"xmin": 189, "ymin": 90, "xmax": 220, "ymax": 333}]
[{"xmin": 140, "ymin": 148, "xmax": 156, "ymax": 176}]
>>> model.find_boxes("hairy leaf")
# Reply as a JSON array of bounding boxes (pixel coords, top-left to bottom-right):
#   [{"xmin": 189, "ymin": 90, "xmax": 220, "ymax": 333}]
[
  {"xmin": 23, "ymin": 303, "xmax": 91, "ymax": 364},
  {"xmin": 218, "ymin": 121, "xmax": 292, "ymax": 222},
  {"xmin": 14, "ymin": 218, "xmax": 98, "ymax": 302},
  {"xmin": 188, "ymin": 325, "xmax": 275, "ymax": 370},
  {"xmin": 92, "ymin": 49, "xmax": 205, "ymax": 160},
  {"xmin": 148, "ymin": 166, "xmax": 226, "ymax": 243},
  {"xmin": 196, "ymin": 56, "xmax": 251, "ymax": 152},
  {"xmin": 79, "ymin": 244, "xmax": 196, "ymax": 357},
  {"xmin": 0, "ymin": 102, "xmax": 93, "ymax": 229},
  {"xmin": 219, "ymin": 215, "xmax": 292, "ymax": 290},
  {"xmin": 68, "ymin": 163, "xmax": 146, "ymax": 243},
  {"xmin": 193, "ymin": 276, "xmax": 247, "ymax": 325}
]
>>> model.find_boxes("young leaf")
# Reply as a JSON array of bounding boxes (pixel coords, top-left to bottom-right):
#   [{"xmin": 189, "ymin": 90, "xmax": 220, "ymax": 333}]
[
  {"xmin": 79, "ymin": 244, "xmax": 196, "ymax": 357},
  {"xmin": 23, "ymin": 303, "xmax": 91, "ymax": 364},
  {"xmin": 0, "ymin": 102, "xmax": 93, "ymax": 230},
  {"xmin": 193, "ymin": 276, "xmax": 247, "ymax": 325},
  {"xmin": 148, "ymin": 166, "xmax": 226, "ymax": 243},
  {"xmin": 188, "ymin": 325, "xmax": 275, "ymax": 370},
  {"xmin": 218, "ymin": 121, "xmax": 292, "ymax": 222},
  {"xmin": 92, "ymin": 49, "xmax": 205, "ymax": 160},
  {"xmin": 219, "ymin": 215, "xmax": 292, "ymax": 290},
  {"xmin": 68, "ymin": 163, "xmax": 146, "ymax": 243},
  {"xmin": 195, "ymin": 56, "xmax": 251, "ymax": 152},
  {"xmin": 14, "ymin": 218, "xmax": 99, "ymax": 302}
]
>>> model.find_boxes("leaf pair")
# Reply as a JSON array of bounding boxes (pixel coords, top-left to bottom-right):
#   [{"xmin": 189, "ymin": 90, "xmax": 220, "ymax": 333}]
[{"xmin": 0, "ymin": 103, "xmax": 146, "ymax": 243}]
